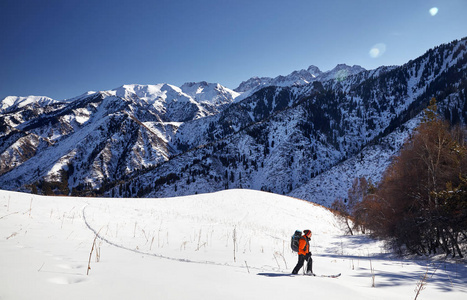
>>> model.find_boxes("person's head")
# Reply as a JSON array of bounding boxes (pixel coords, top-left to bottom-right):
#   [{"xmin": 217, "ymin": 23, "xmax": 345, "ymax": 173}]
[{"xmin": 303, "ymin": 230, "xmax": 312, "ymax": 237}]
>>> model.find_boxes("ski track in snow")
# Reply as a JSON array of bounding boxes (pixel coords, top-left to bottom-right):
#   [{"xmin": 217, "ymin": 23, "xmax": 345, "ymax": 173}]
[{"xmin": 82, "ymin": 204, "xmax": 258, "ymax": 271}]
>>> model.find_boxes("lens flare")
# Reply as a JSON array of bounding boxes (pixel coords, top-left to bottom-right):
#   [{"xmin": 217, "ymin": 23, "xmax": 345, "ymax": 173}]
[
  {"xmin": 369, "ymin": 43, "xmax": 386, "ymax": 58},
  {"xmin": 429, "ymin": 7, "xmax": 439, "ymax": 16}
]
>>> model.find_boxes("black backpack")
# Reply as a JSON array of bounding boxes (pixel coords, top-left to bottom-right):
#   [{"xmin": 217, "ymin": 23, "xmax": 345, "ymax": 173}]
[{"xmin": 291, "ymin": 230, "xmax": 302, "ymax": 252}]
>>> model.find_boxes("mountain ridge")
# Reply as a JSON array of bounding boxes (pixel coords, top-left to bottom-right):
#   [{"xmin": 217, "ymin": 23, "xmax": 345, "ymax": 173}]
[{"xmin": 1, "ymin": 37, "xmax": 466, "ymax": 206}]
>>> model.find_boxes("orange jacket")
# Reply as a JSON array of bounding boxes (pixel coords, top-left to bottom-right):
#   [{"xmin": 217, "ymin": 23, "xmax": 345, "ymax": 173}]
[{"xmin": 298, "ymin": 237, "xmax": 310, "ymax": 256}]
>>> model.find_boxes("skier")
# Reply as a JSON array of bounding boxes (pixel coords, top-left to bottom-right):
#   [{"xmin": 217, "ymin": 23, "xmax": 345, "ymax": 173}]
[{"xmin": 292, "ymin": 229, "xmax": 314, "ymax": 275}]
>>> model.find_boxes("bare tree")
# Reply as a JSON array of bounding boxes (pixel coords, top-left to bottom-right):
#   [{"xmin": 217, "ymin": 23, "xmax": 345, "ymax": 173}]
[{"xmin": 355, "ymin": 99, "xmax": 467, "ymax": 257}]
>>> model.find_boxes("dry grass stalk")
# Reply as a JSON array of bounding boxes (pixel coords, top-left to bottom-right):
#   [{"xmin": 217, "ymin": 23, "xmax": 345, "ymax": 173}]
[
  {"xmin": 87, "ymin": 228, "xmax": 103, "ymax": 275},
  {"xmin": 370, "ymin": 259, "xmax": 375, "ymax": 287},
  {"xmin": 233, "ymin": 226, "xmax": 237, "ymax": 262},
  {"xmin": 28, "ymin": 197, "xmax": 33, "ymax": 218}
]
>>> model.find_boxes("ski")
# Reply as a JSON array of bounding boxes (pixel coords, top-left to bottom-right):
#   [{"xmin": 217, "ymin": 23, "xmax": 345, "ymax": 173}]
[
  {"xmin": 304, "ymin": 273, "xmax": 341, "ymax": 278},
  {"xmin": 319, "ymin": 273, "xmax": 341, "ymax": 278}
]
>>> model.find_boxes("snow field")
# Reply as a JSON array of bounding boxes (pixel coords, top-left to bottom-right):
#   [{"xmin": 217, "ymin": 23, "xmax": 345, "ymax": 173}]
[
  {"xmin": 1, "ymin": 189, "xmax": 466, "ymax": 300},
  {"xmin": 82, "ymin": 190, "xmax": 343, "ymax": 270}
]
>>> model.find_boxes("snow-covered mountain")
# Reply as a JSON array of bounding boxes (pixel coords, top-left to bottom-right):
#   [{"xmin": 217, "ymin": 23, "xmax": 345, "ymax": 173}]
[
  {"xmin": 1, "ymin": 37, "xmax": 466, "ymax": 206},
  {"xmin": 180, "ymin": 81, "xmax": 240, "ymax": 105},
  {"xmin": 0, "ymin": 82, "xmax": 238, "ymax": 192},
  {"xmin": 233, "ymin": 64, "xmax": 366, "ymax": 101},
  {"xmin": 0, "ymin": 95, "xmax": 57, "ymax": 113}
]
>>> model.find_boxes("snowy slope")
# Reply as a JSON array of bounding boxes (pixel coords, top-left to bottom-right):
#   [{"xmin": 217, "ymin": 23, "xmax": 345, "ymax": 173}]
[
  {"xmin": 0, "ymin": 95, "xmax": 57, "ymax": 113},
  {"xmin": 290, "ymin": 116, "xmax": 422, "ymax": 206},
  {"xmin": 180, "ymin": 81, "xmax": 241, "ymax": 105},
  {"xmin": 1, "ymin": 189, "xmax": 465, "ymax": 300}
]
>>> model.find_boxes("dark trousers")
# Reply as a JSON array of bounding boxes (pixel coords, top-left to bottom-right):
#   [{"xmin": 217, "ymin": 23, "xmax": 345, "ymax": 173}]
[{"xmin": 292, "ymin": 254, "xmax": 313, "ymax": 274}]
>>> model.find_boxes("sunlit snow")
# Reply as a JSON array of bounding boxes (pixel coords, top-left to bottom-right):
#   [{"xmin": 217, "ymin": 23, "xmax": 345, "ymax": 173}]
[{"xmin": 1, "ymin": 189, "xmax": 465, "ymax": 300}]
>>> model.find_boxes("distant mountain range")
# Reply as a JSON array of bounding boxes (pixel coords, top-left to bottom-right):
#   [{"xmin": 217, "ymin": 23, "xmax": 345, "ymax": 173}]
[
  {"xmin": 1, "ymin": 37, "xmax": 466, "ymax": 206},
  {"xmin": 234, "ymin": 64, "xmax": 366, "ymax": 93}
]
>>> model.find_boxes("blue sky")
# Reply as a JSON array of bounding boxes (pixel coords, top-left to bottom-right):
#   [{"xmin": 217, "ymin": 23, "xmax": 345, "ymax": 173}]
[{"xmin": 1, "ymin": 0, "xmax": 466, "ymax": 100}]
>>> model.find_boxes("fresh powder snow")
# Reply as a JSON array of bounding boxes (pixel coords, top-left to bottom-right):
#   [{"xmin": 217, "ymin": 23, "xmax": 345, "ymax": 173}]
[{"xmin": 1, "ymin": 189, "xmax": 465, "ymax": 299}]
